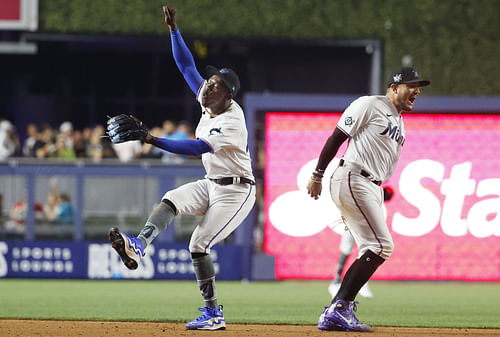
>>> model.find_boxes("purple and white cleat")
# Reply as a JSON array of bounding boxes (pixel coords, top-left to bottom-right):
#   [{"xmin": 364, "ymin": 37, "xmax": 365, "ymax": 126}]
[{"xmin": 317, "ymin": 299, "xmax": 371, "ymax": 332}]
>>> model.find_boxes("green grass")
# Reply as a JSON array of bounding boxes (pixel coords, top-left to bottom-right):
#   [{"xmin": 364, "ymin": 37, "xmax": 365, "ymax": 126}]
[{"xmin": 0, "ymin": 279, "xmax": 499, "ymax": 328}]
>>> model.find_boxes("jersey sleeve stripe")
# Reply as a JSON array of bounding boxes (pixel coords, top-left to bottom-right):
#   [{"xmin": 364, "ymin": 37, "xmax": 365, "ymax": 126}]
[
  {"xmin": 337, "ymin": 125, "xmax": 352, "ymax": 137},
  {"xmin": 196, "ymin": 80, "xmax": 206, "ymax": 101},
  {"xmin": 198, "ymin": 137, "xmax": 214, "ymax": 153}
]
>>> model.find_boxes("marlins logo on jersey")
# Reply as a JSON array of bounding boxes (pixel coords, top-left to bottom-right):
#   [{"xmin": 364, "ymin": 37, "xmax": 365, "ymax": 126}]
[
  {"xmin": 380, "ymin": 121, "xmax": 405, "ymax": 145},
  {"xmin": 209, "ymin": 127, "xmax": 222, "ymax": 136}
]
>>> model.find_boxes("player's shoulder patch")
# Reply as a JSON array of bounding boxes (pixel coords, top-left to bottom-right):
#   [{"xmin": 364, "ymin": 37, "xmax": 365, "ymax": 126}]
[{"xmin": 344, "ymin": 116, "xmax": 354, "ymax": 126}]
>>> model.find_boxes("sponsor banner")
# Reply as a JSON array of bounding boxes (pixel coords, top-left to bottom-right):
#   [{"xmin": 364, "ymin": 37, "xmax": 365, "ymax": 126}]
[
  {"xmin": 265, "ymin": 112, "xmax": 500, "ymax": 281},
  {"xmin": 0, "ymin": 241, "xmax": 242, "ymax": 280},
  {"xmin": 0, "ymin": 241, "xmax": 87, "ymax": 278}
]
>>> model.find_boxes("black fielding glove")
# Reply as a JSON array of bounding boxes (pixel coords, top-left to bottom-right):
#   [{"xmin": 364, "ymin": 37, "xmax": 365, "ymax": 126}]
[{"xmin": 106, "ymin": 114, "xmax": 149, "ymax": 144}]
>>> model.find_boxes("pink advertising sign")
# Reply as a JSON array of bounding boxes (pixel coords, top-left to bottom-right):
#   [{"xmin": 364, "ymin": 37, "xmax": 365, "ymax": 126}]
[{"xmin": 265, "ymin": 112, "xmax": 500, "ymax": 281}]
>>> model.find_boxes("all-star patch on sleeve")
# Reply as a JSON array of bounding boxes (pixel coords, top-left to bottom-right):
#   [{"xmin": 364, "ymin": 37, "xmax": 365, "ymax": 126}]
[{"xmin": 337, "ymin": 96, "xmax": 374, "ymax": 137}]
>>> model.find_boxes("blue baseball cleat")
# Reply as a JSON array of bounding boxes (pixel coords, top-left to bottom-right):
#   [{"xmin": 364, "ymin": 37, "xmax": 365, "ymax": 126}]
[
  {"xmin": 186, "ymin": 306, "xmax": 226, "ymax": 330},
  {"xmin": 109, "ymin": 227, "xmax": 144, "ymax": 270},
  {"xmin": 317, "ymin": 299, "xmax": 371, "ymax": 332}
]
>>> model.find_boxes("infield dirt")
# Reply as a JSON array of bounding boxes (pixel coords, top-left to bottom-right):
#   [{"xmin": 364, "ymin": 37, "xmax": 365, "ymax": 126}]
[{"xmin": 1, "ymin": 320, "xmax": 500, "ymax": 337}]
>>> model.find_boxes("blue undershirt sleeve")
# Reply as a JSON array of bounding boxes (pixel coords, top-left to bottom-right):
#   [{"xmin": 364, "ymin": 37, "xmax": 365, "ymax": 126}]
[
  {"xmin": 154, "ymin": 138, "xmax": 212, "ymax": 156},
  {"xmin": 170, "ymin": 29, "xmax": 204, "ymax": 95}
]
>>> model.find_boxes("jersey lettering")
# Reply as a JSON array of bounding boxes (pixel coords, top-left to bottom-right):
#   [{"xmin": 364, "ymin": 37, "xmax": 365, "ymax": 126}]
[{"xmin": 380, "ymin": 121, "xmax": 404, "ymax": 145}]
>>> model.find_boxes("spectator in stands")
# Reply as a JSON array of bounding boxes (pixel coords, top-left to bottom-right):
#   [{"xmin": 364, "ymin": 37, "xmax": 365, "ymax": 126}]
[
  {"xmin": 97, "ymin": 125, "xmax": 116, "ymax": 159},
  {"xmin": 7, "ymin": 199, "xmax": 44, "ymax": 233},
  {"xmin": 161, "ymin": 120, "xmax": 188, "ymax": 164},
  {"xmin": 0, "ymin": 119, "xmax": 20, "ymax": 160},
  {"xmin": 162, "ymin": 120, "xmax": 176, "ymax": 138},
  {"xmin": 72, "ymin": 129, "xmax": 87, "ymax": 158},
  {"xmin": 58, "ymin": 121, "xmax": 74, "ymax": 150},
  {"xmin": 176, "ymin": 120, "xmax": 195, "ymax": 139},
  {"xmin": 141, "ymin": 126, "xmax": 164, "ymax": 159},
  {"xmin": 51, "ymin": 134, "xmax": 76, "ymax": 160},
  {"xmin": 82, "ymin": 127, "xmax": 92, "ymax": 146},
  {"xmin": 55, "ymin": 193, "xmax": 74, "ymax": 225},
  {"xmin": 22, "ymin": 123, "xmax": 39, "ymax": 157},
  {"xmin": 43, "ymin": 187, "xmax": 59, "ymax": 222},
  {"xmin": 34, "ymin": 124, "xmax": 56, "ymax": 159},
  {"xmin": 43, "ymin": 185, "xmax": 74, "ymax": 225},
  {"xmin": 86, "ymin": 125, "xmax": 116, "ymax": 162},
  {"xmin": 112, "ymin": 139, "xmax": 142, "ymax": 162}
]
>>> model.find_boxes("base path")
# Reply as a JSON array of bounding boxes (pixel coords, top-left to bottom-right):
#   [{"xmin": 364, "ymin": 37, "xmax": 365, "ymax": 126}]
[{"xmin": 1, "ymin": 320, "xmax": 499, "ymax": 336}]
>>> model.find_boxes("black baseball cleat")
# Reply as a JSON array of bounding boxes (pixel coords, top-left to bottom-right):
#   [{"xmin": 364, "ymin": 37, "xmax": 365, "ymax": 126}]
[{"xmin": 108, "ymin": 227, "xmax": 145, "ymax": 270}]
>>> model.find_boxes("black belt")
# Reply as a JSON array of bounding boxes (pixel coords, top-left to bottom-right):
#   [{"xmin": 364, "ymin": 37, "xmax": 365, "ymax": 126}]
[
  {"xmin": 209, "ymin": 177, "xmax": 255, "ymax": 185},
  {"xmin": 339, "ymin": 159, "xmax": 382, "ymax": 186}
]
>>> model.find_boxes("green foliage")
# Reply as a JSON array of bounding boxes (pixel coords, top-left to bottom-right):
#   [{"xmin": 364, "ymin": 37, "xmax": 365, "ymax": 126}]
[
  {"xmin": 39, "ymin": 0, "xmax": 500, "ymax": 95},
  {"xmin": 1, "ymin": 279, "xmax": 500, "ymax": 328}
]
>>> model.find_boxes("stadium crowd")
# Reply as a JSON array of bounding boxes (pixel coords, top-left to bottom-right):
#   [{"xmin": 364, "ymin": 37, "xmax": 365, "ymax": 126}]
[{"xmin": 0, "ymin": 118, "xmax": 195, "ymax": 163}]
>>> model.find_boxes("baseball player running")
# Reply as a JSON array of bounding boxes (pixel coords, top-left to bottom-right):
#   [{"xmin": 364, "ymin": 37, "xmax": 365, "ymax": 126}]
[
  {"xmin": 307, "ymin": 67, "xmax": 430, "ymax": 332},
  {"xmin": 107, "ymin": 5, "xmax": 255, "ymax": 331}
]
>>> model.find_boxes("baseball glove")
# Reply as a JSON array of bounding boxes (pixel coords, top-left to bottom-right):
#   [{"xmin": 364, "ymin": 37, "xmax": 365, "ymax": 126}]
[{"xmin": 106, "ymin": 114, "xmax": 148, "ymax": 144}]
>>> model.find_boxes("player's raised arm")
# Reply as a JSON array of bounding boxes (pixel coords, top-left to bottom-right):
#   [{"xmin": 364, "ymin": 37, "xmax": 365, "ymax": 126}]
[{"xmin": 163, "ymin": 6, "xmax": 204, "ymax": 95}]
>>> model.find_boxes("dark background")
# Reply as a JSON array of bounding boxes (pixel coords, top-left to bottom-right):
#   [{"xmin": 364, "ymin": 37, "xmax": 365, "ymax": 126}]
[{"xmin": 0, "ymin": 33, "xmax": 373, "ymax": 141}]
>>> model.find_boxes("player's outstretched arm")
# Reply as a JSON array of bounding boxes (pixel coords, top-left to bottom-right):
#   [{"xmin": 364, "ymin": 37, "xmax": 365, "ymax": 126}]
[
  {"xmin": 145, "ymin": 133, "xmax": 212, "ymax": 156},
  {"xmin": 163, "ymin": 6, "xmax": 204, "ymax": 95}
]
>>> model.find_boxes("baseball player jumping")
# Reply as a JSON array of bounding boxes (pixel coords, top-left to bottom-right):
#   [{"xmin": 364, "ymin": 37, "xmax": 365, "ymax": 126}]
[
  {"xmin": 107, "ymin": 6, "xmax": 255, "ymax": 331},
  {"xmin": 307, "ymin": 67, "xmax": 430, "ymax": 332}
]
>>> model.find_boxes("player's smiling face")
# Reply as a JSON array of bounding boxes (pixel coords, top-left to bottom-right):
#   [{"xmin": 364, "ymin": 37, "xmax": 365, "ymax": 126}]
[
  {"xmin": 395, "ymin": 83, "xmax": 421, "ymax": 112},
  {"xmin": 201, "ymin": 75, "xmax": 231, "ymax": 110}
]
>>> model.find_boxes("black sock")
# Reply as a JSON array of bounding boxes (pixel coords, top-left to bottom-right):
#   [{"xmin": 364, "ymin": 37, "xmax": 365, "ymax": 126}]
[{"xmin": 333, "ymin": 250, "xmax": 385, "ymax": 303}]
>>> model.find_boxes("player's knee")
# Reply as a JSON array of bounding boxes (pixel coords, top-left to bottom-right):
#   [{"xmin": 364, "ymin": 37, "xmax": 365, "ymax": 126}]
[
  {"xmin": 161, "ymin": 198, "xmax": 177, "ymax": 215},
  {"xmin": 189, "ymin": 241, "xmax": 206, "ymax": 254},
  {"xmin": 364, "ymin": 240, "xmax": 393, "ymax": 260}
]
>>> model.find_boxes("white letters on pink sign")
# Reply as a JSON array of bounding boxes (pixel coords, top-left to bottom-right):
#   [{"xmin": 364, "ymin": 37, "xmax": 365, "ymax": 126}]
[
  {"xmin": 441, "ymin": 162, "xmax": 476, "ymax": 236},
  {"xmin": 393, "ymin": 160, "xmax": 500, "ymax": 238},
  {"xmin": 392, "ymin": 159, "xmax": 444, "ymax": 236}
]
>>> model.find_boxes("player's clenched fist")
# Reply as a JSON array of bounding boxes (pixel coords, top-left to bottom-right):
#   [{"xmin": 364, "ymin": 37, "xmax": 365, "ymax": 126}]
[{"xmin": 163, "ymin": 6, "xmax": 177, "ymax": 30}]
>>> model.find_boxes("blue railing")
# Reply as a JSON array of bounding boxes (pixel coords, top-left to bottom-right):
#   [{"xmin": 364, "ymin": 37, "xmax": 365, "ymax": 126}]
[{"xmin": 0, "ymin": 159, "xmax": 256, "ymax": 245}]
